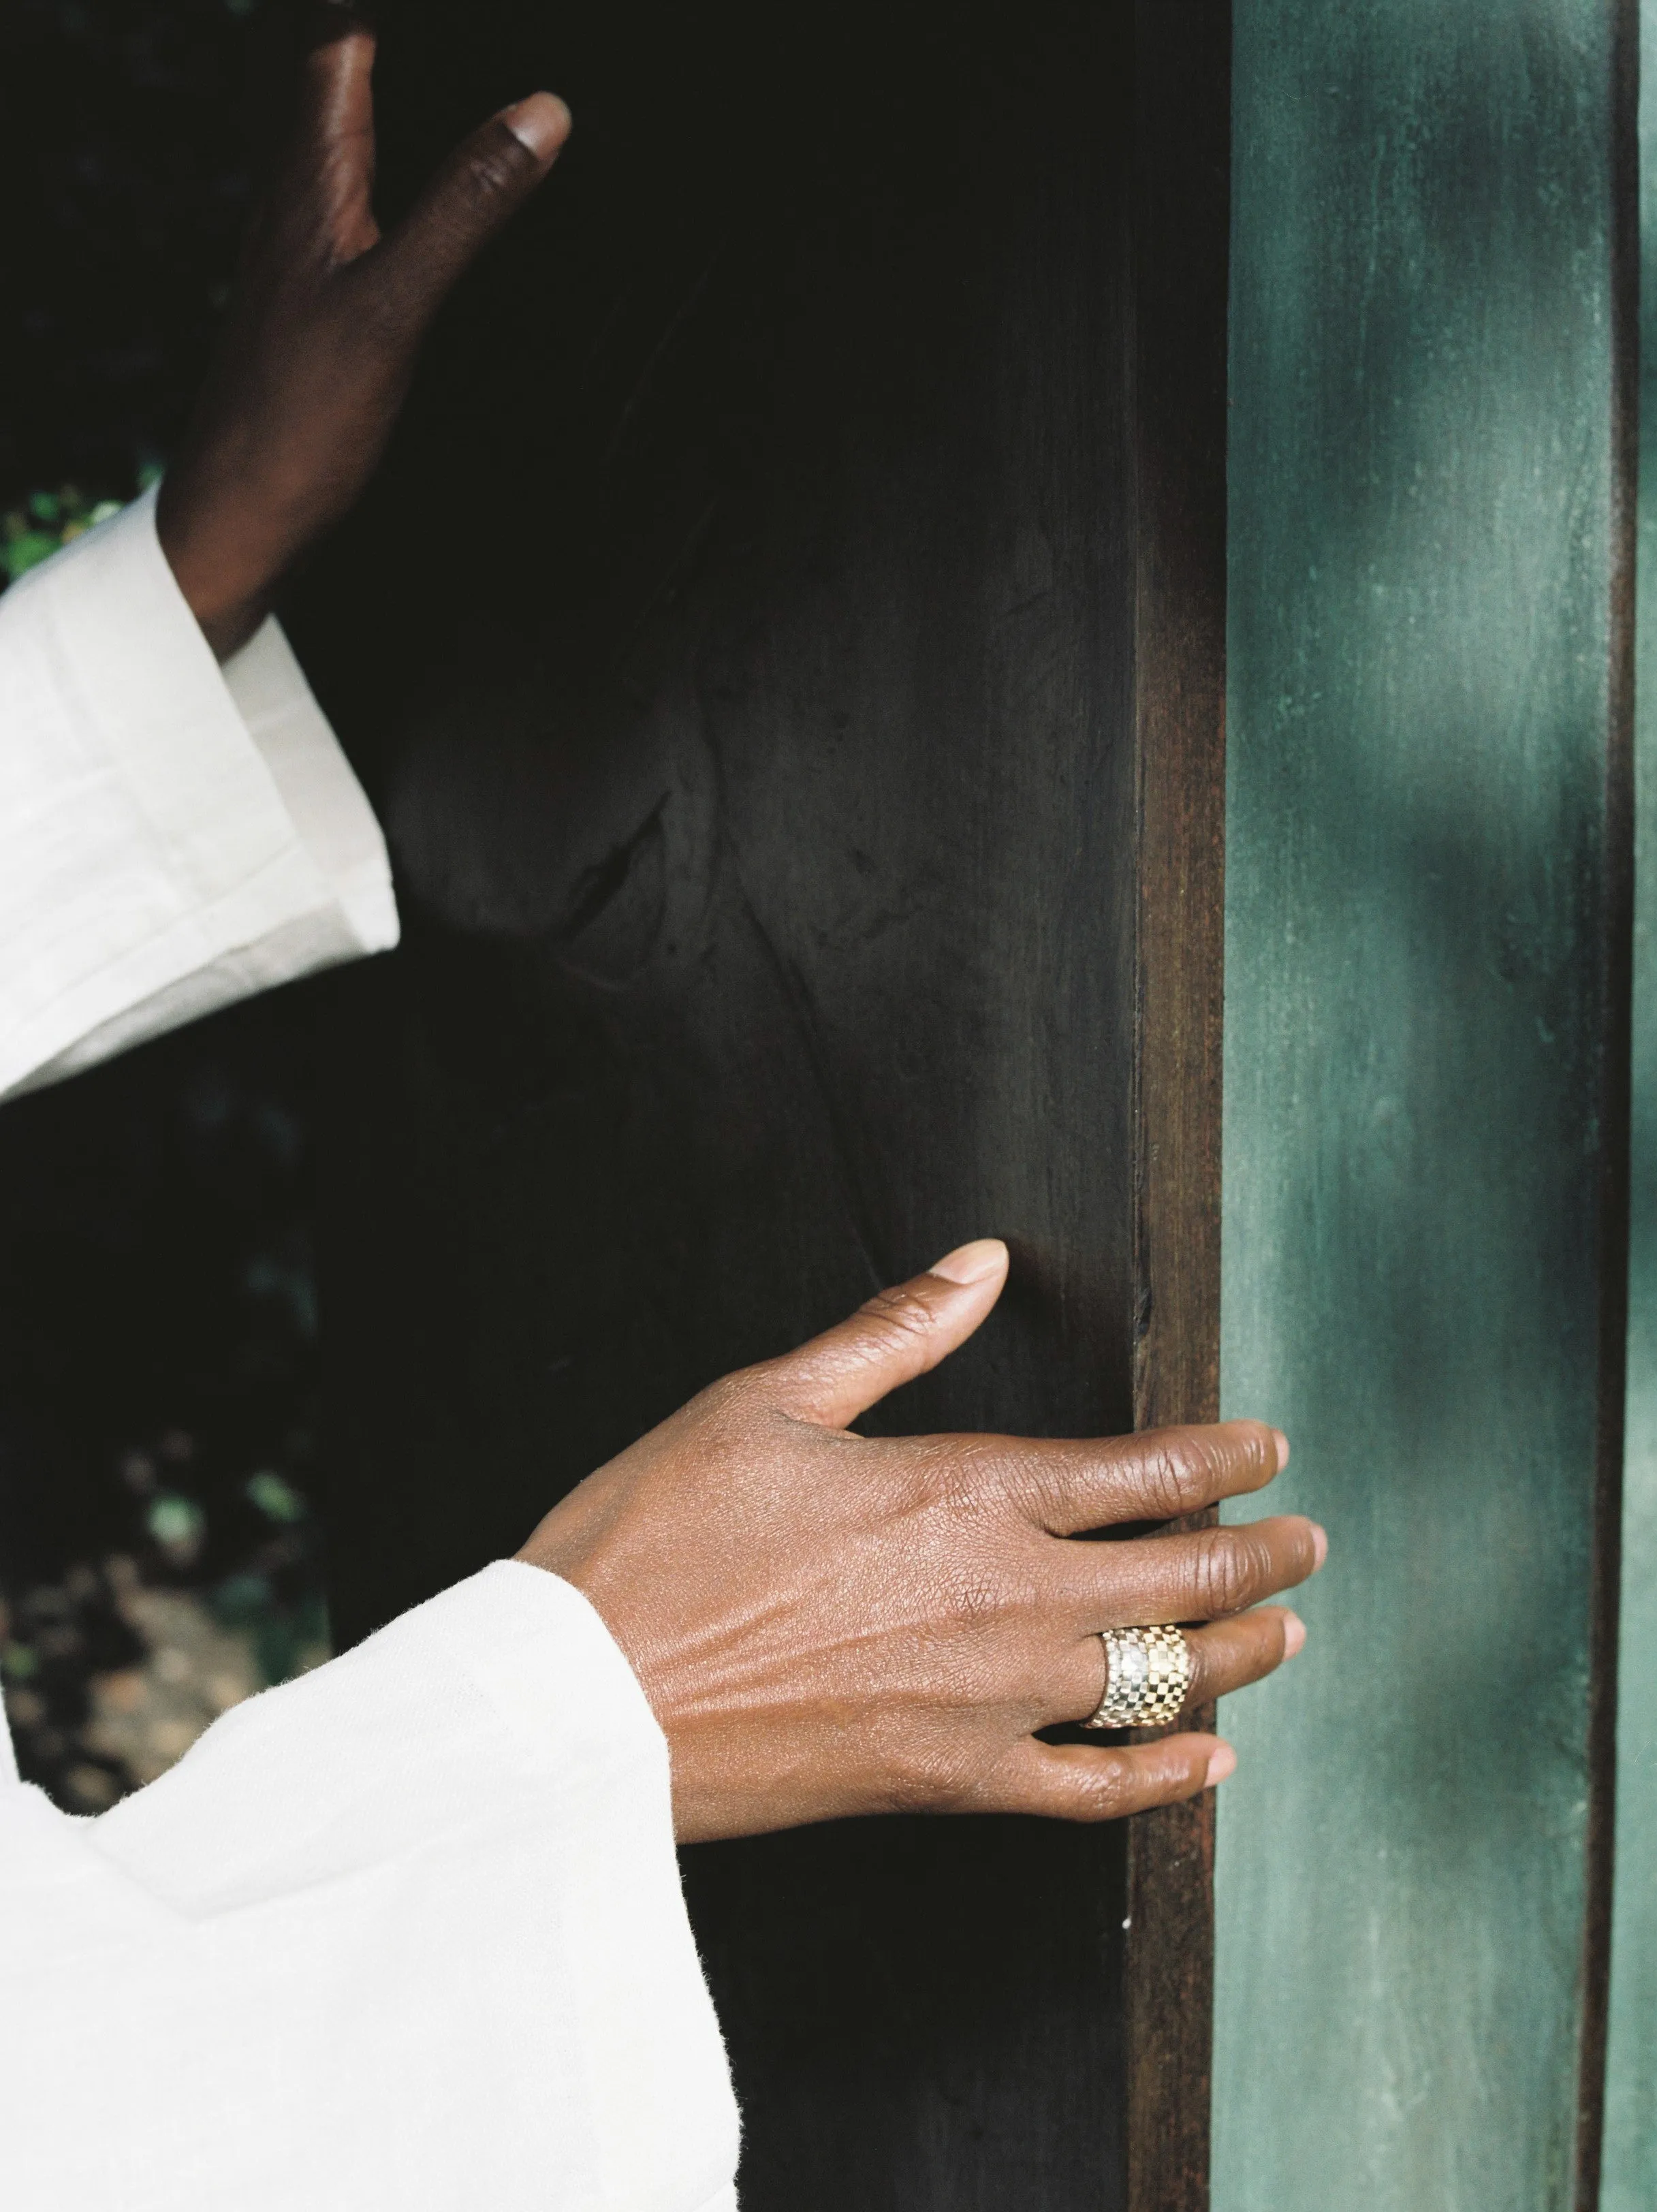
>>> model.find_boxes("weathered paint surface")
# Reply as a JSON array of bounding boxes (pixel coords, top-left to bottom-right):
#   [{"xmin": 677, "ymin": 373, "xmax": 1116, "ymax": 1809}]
[
  {"xmin": 1216, "ymin": 4, "xmax": 1621, "ymax": 2207},
  {"xmin": 1603, "ymin": 9, "xmax": 1657, "ymax": 2201}
]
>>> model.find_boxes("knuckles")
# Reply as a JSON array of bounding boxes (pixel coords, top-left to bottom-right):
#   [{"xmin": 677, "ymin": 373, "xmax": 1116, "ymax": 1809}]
[
  {"xmin": 909, "ymin": 1435, "xmax": 1017, "ymax": 1520},
  {"xmin": 1123, "ymin": 1420, "xmax": 1277, "ymax": 1520},
  {"xmin": 1060, "ymin": 1743, "xmax": 1208, "ymax": 1823},
  {"xmin": 691, "ymin": 1368, "xmax": 765, "ymax": 1427},
  {"xmin": 851, "ymin": 1282, "xmax": 949, "ymax": 1363},
  {"xmin": 934, "ymin": 1556, "xmax": 1020, "ymax": 1640},
  {"xmin": 1221, "ymin": 1419, "xmax": 1282, "ymax": 1488},
  {"xmin": 1188, "ymin": 1527, "xmax": 1274, "ymax": 1615},
  {"xmin": 1191, "ymin": 1534, "xmax": 1257, "ymax": 1615},
  {"xmin": 1127, "ymin": 1434, "xmax": 1219, "ymax": 1521},
  {"xmin": 1183, "ymin": 1519, "xmax": 1309, "ymax": 1616},
  {"xmin": 1064, "ymin": 1756, "xmax": 1149, "ymax": 1822},
  {"xmin": 458, "ymin": 138, "xmax": 531, "ymax": 210}
]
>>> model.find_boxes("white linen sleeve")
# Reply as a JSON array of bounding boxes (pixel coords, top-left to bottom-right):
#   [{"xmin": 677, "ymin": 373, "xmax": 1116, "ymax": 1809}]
[
  {"xmin": 0, "ymin": 484, "xmax": 398, "ymax": 1101},
  {"xmin": 0, "ymin": 1561, "xmax": 741, "ymax": 2212}
]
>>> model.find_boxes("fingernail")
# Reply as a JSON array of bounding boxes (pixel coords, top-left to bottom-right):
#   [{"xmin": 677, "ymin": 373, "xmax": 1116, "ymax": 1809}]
[
  {"xmin": 1281, "ymin": 1610, "xmax": 1306, "ymax": 1658},
  {"xmin": 928, "ymin": 1238, "xmax": 1008, "ymax": 1286},
  {"xmin": 1205, "ymin": 1743, "xmax": 1237, "ymax": 1788},
  {"xmin": 503, "ymin": 93, "xmax": 573, "ymax": 160},
  {"xmin": 1272, "ymin": 1427, "xmax": 1290, "ymax": 1471},
  {"xmin": 1309, "ymin": 1521, "xmax": 1329, "ymax": 1570}
]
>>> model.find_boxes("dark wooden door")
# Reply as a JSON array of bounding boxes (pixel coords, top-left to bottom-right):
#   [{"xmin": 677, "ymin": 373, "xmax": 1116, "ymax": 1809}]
[{"xmin": 294, "ymin": 7, "xmax": 1229, "ymax": 2205}]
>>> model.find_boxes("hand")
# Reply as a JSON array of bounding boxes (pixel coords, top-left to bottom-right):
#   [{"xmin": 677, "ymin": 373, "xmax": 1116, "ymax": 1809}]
[
  {"xmin": 519, "ymin": 1239, "xmax": 1323, "ymax": 1844},
  {"xmin": 156, "ymin": 6, "xmax": 569, "ymax": 658}
]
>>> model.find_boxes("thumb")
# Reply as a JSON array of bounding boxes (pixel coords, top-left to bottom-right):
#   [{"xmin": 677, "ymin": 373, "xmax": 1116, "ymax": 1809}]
[
  {"xmin": 366, "ymin": 92, "xmax": 571, "ymax": 334},
  {"xmin": 763, "ymin": 1241, "xmax": 1009, "ymax": 1429}
]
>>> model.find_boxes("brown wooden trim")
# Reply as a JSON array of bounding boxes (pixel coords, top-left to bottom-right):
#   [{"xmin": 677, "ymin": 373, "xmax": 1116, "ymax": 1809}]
[
  {"xmin": 1576, "ymin": 2, "xmax": 1639, "ymax": 2203},
  {"xmin": 1124, "ymin": 6, "xmax": 1233, "ymax": 2210}
]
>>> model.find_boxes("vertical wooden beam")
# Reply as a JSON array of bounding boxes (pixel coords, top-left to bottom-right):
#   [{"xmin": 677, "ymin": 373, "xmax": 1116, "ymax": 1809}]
[
  {"xmin": 1125, "ymin": 9, "xmax": 1232, "ymax": 2210},
  {"xmin": 1218, "ymin": 5, "xmax": 1635, "ymax": 2207}
]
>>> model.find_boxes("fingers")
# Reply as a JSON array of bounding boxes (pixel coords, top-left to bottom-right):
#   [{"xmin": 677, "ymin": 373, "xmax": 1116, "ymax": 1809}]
[
  {"xmin": 991, "ymin": 1616, "xmax": 1303, "ymax": 1816},
  {"xmin": 998, "ymin": 1419, "xmax": 1287, "ymax": 1536},
  {"xmin": 298, "ymin": 13, "xmax": 376, "ymax": 149},
  {"xmin": 761, "ymin": 1241, "xmax": 1010, "ymax": 1429},
  {"xmin": 985, "ymin": 1733, "xmax": 1235, "ymax": 1821},
  {"xmin": 1040, "ymin": 1605, "xmax": 1301, "ymax": 1732},
  {"xmin": 1058, "ymin": 1513, "xmax": 1325, "ymax": 1629},
  {"xmin": 1182, "ymin": 1605, "xmax": 1304, "ymax": 1703},
  {"xmin": 281, "ymin": 18, "xmax": 379, "ymax": 262},
  {"xmin": 367, "ymin": 95, "xmax": 571, "ymax": 334}
]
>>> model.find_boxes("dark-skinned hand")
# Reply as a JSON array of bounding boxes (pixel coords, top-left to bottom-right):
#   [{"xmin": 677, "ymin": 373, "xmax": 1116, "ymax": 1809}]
[
  {"xmin": 157, "ymin": 7, "xmax": 569, "ymax": 657},
  {"xmin": 521, "ymin": 1241, "xmax": 1322, "ymax": 1844},
  {"xmin": 154, "ymin": 28, "xmax": 1321, "ymax": 1846}
]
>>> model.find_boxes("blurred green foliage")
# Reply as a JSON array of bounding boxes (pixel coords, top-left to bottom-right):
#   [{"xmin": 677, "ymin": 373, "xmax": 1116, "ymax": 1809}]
[{"xmin": 1, "ymin": 476, "xmax": 156, "ymax": 588}]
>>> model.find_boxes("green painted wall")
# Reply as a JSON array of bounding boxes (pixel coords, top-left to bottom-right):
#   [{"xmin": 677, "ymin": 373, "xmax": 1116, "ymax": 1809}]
[
  {"xmin": 1603, "ymin": 8, "xmax": 1657, "ymax": 2202},
  {"xmin": 1215, "ymin": 4, "xmax": 1622, "ymax": 2207}
]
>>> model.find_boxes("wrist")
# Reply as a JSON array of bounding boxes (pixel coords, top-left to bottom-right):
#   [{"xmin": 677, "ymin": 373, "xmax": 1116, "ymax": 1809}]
[
  {"xmin": 154, "ymin": 479, "xmax": 272, "ymax": 661},
  {"xmin": 182, "ymin": 589, "xmax": 270, "ymax": 663}
]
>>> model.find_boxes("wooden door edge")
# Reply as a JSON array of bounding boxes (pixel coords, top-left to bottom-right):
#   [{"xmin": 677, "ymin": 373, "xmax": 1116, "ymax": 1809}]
[{"xmin": 1124, "ymin": 6, "xmax": 1233, "ymax": 2210}]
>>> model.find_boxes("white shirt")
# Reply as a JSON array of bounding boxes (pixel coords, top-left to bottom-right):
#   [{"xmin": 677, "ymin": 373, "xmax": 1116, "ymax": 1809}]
[{"xmin": 0, "ymin": 492, "xmax": 741, "ymax": 2211}]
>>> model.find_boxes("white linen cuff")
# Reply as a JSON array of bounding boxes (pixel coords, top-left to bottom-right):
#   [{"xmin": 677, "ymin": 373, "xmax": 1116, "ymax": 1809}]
[
  {"xmin": 3, "ymin": 1564, "xmax": 741, "ymax": 2212},
  {"xmin": 0, "ymin": 486, "xmax": 398, "ymax": 1100},
  {"xmin": 86, "ymin": 1562, "xmax": 674, "ymax": 1914}
]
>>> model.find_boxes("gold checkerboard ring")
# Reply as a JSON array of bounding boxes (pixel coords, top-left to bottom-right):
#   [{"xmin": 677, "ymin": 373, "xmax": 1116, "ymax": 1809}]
[{"xmin": 1082, "ymin": 1624, "xmax": 1192, "ymax": 1730}]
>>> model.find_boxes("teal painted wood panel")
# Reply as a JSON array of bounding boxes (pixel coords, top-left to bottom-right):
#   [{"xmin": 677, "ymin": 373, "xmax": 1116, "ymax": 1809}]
[
  {"xmin": 1603, "ymin": 6, "xmax": 1657, "ymax": 2200},
  {"xmin": 1215, "ymin": 5, "xmax": 1626, "ymax": 2208}
]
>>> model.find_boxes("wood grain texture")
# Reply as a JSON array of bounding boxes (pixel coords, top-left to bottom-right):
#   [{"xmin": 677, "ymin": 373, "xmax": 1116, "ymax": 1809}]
[
  {"xmin": 293, "ymin": 6, "xmax": 1231, "ymax": 2202},
  {"xmin": 1218, "ymin": 6, "xmax": 1635, "ymax": 2207}
]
